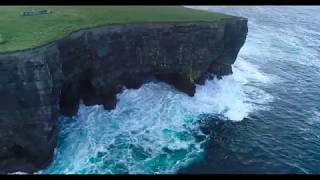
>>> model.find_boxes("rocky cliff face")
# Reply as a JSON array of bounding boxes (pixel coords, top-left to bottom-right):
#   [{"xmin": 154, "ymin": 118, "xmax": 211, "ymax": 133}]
[{"xmin": 0, "ymin": 17, "xmax": 247, "ymax": 173}]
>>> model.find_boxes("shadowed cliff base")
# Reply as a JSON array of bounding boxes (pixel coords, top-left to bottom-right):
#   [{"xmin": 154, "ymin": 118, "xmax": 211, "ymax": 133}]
[{"xmin": 0, "ymin": 17, "xmax": 247, "ymax": 173}]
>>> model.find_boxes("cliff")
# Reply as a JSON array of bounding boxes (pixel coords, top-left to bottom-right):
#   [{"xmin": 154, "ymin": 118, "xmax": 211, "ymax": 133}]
[{"xmin": 0, "ymin": 17, "xmax": 247, "ymax": 173}]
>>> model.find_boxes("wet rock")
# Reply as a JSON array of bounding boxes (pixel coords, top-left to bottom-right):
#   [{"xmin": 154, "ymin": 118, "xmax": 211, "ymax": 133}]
[{"xmin": 0, "ymin": 18, "xmax": 247, "ymax": 173}]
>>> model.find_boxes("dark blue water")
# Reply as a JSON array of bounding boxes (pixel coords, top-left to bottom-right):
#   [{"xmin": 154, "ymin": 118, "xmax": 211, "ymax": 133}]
[
  {"xmin": 40, "ymin": 6, "xmax": 320, "ymax": 174},
  {"xmin": 180, "ymin": 6, "xmax": 320, "ymax": 174}
]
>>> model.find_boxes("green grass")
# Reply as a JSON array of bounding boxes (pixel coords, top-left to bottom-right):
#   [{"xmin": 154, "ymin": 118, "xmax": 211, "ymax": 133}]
[{"xmin": 0, "ymin": 6, "xmax": 231, "ymax": 53}]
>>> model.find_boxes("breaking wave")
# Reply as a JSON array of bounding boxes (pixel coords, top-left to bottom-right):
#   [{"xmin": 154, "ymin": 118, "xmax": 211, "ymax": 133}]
[{"xmin": 40, "ymin": 55, "xmax": 273, "ymax": 174}]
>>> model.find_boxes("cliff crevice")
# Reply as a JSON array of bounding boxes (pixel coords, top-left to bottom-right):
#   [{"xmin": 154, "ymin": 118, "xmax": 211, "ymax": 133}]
[{"xmin": 0, "ymin": 17, "xmax": 247, "ymax": 173}]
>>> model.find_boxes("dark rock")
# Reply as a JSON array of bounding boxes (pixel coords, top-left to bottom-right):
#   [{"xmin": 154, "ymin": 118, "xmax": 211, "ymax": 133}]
[
  {"xmin": 0, "ymin": 17, "xmax": 248, "ymax": 173},
  {"xmin": 208, "ymin": 62, "xmax": 233, "ymax": 79},
  {"xmin": 0, "ymin": 44, "xmax": 62, "ymax": 173},
  {"xmin": 155, "ymin": 73, "xmax": 196, "ymax": 96}
]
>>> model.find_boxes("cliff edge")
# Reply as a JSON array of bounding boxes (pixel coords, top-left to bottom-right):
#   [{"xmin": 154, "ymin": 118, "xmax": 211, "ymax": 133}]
[{"xmin": 0, "ymin": 17, "xmax": 247, "ymax": 173}]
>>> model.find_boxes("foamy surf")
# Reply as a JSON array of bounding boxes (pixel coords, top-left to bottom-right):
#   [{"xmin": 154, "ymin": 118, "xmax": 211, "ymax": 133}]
[
  {"xmin": 40, "ymin": 55, "xmax": 273, "ymax": 174},
  {"xmin": 8, "ymin": 172, "xmax": 29, "ymax": 175},
  {"xmin": 40, "ymin": 6, "xmax": 278, "ymax": 175}
]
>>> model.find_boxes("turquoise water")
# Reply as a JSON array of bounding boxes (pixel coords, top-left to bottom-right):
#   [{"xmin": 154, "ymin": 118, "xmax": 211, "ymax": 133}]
[
  {"xmin": 40, "ymin": 59, "xmax": 271, "ymax": 174},
  {"xmin": 41, "ymin": 6, "xmax": 320, "ymax": 174}
]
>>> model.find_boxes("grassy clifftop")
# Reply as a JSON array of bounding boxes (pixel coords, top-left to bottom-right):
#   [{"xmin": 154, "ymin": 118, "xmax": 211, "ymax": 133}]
[{"xmin": 0, "ymin": 6, "xmax": 231, "ymax": 53}]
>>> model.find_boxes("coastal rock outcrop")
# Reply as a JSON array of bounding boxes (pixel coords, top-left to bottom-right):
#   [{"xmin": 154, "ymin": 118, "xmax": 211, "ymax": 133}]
[{"xmin": 0, "ymin": 17, "xmax": 247, "ymax": 173}]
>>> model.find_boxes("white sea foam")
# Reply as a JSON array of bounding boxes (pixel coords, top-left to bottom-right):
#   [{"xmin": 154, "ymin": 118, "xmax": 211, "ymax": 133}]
[
  {"xmin": 307, "ymin": 109, "xmax": 320, "ymax": 125},
  {"xmin": 41, "ymin": 6, "xmax": 277, "ymax": 174},
  {"xmin": 41, "ymin": 55, "xmax": 274, "ymax": 174},
  {"xmin": 42, "ymin": 83, "xmax": 207, "ymax": 174},
  {"xmin": 8, "ymin": 172, "xmax": 29, "ymax": 175}
]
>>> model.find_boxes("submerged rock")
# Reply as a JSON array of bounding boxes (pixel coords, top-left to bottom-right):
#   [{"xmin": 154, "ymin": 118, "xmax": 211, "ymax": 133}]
[{"xmin": 0, "ymin": 18, "xmax": 247, "ymax": 173}]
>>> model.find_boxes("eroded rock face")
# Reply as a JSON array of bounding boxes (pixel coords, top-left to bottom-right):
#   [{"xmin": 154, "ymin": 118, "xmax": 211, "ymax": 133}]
[
  {"xmin": 0, "ymin": 17, "xmax": 247, "ymax": 173},
  {"xmin": 0, "ymin": 45, "xmax": 63, "ymax": 173}
]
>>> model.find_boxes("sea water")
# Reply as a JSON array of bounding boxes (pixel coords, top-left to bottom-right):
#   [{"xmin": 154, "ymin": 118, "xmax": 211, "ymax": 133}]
[{"xmin": 41, "ymin": 6, "xmax": 320, "ymax": 174}]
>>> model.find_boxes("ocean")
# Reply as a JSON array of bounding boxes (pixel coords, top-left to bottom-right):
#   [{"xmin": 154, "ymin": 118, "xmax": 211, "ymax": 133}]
[{"xmin": 40, "ymin": 6, "xmax": 320, "ymax": 174}]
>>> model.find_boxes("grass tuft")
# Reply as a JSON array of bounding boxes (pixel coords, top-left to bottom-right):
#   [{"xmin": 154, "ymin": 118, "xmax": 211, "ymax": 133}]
[{"xmin": 0, "ymin": 6, "xmax": 231, "ymax": 53}]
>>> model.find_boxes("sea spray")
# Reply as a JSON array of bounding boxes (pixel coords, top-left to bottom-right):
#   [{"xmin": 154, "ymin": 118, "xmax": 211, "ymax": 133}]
[{"xmin": 41, "ymin": 59, "xmax": 273, "ymax": 174}]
